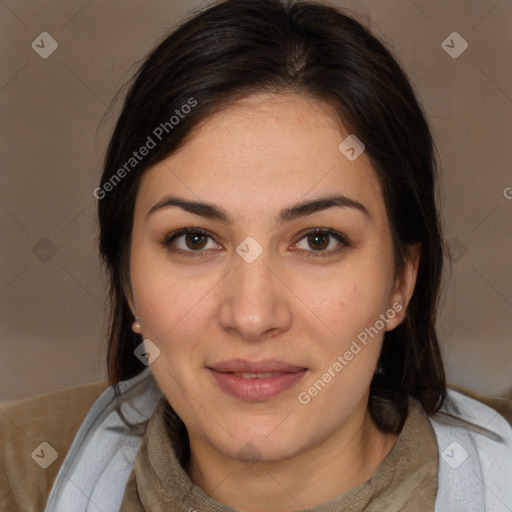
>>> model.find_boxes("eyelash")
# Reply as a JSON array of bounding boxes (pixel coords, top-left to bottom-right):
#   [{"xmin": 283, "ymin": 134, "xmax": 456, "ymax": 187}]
[{"xmin": 160, "ymin": 227, "xmax": 350, "ymax": 259}]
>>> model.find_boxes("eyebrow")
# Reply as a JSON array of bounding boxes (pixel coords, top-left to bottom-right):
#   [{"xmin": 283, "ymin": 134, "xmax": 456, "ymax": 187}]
[{"xmin": 146, "ymin": 193, "xmax": 371, "ymax": 225}]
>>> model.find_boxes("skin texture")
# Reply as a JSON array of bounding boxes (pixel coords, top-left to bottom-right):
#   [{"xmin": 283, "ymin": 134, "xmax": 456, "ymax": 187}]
[{"xmin": 126, "ymin": 92, "xmax": 420, "ymax": 511}]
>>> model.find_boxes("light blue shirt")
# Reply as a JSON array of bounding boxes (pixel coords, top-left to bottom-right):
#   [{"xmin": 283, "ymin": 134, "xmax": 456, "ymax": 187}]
[{"xmin": 43, "ymin": 367, "xmax": 512, "ymax": 511}]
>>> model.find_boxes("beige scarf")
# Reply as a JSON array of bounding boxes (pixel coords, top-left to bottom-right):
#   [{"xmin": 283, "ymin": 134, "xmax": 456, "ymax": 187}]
[{"xmin": 119, "ymin": 397, "xmax": 438, "ymax": 511}]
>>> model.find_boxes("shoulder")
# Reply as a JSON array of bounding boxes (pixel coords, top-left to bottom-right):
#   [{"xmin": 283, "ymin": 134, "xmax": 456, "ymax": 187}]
[
  {"xmin": 429, "ymin": 388, "xmax": 512, "ymax": 511},
  {"xmin": 434, "ymin": 386, "xmax": 512, "ymax": 447},
  {"xmin": 0, "ymin": 380, "xmax": 109, "ymax": 511},
  {"xmin": 42, "ymin": 368, "xmax": 161, "ymax": 511},
  {"xmin": 447, "ymin": 383, "xmax": 512, "ymax": 426}
]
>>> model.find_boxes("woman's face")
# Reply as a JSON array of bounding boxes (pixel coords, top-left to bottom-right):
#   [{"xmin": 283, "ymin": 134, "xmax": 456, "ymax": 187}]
[{"xmin": 127, "ymin": 92, "xmax": 418, "ymax": 465}]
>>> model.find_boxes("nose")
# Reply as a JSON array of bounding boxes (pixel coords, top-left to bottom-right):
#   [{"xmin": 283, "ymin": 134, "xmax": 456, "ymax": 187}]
[{"xmin": 218, "ymin": 248, "xmax": 292, "ymax": 342}]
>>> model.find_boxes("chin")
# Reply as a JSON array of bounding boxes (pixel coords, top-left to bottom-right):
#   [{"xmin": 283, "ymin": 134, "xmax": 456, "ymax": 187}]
[
  {"xmin": 228, "ymin": 438, "xmax": 302, "ymax": 466},
  {"xmin": 216, "ymin": 420, "xmax": 307, "ymax": 463}
]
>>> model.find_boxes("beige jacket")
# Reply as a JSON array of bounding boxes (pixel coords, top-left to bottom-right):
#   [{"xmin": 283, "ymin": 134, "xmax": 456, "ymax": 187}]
[
  {"xmin": 0, "ymin": 380, "xmax": 108, "ymax": 511},
  {"xmin": 1, "ymin": 380, "xmax": 511, "ymax": 512}
]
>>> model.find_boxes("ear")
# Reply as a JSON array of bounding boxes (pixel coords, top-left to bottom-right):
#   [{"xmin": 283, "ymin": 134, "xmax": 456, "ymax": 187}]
[
  {"xmin": 123, "ymin": 279, "xmax": 137, "ymax": 318},
  {"xmin": 123, "ymin": 282, "xmax": 142, "ymax": 334},
  {"xmin": 385, "ymin": 243, "xmax": 421, "ymax": 331}
]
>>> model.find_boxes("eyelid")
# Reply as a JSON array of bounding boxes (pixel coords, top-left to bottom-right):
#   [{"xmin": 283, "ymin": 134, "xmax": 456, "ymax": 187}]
[
  {"xmin": 291, "ymin": 228, "xmax": 350, "ymax": 258},
  {"xmin": 161, "ymin": 226, "xmax": 350, "ymax": 258},
  {"xmin": 160, "ymin": 227, "xmax": 219, "ymax": 256}
]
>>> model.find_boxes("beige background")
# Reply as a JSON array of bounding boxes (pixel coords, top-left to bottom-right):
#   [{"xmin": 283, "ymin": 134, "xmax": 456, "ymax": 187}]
[{"xmin": 0, "ymin": 0, "xmax": 511, "ymax": 402}]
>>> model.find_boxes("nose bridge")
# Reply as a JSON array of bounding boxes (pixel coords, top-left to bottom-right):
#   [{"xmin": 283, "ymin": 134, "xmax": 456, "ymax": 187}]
[
  {"xmin": 219, "ymin": 241, "xmax": 291, "ymax": 339},
  {"xmin": 233, "ymin": 243, "xmax": 277, "ymax": 310},
  {"xmin": 238, "ymin": 247, "xmax": 273, "ymax": 290},
  {"xmin": 233, "ymin": 234, "xmax": 275, "ymax": 289}
]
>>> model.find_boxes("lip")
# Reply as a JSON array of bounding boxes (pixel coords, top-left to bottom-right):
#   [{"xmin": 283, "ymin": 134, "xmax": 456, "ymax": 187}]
[
  {"xmin": 208, "ymin": 358, "xmax": 307, "ymax": 373},
  {"xmin": 207, "ymin": 359, "xmax": 308, "ymax": 400}
]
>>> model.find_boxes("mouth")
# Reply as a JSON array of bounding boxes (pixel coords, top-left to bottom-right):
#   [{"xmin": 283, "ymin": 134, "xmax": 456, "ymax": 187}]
[
  {"xmin": 207, "ymin": 359, "xmax": 308, "ymax": 400},
  {"xmin": 229, "ymin": 372, "xmax": 288, "ymax": 379}
]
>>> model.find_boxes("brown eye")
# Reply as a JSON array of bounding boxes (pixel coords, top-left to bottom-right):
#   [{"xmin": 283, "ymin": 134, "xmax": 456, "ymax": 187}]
[
  {"xmin": 162, "ymin": 228, "xmax": 220, "ymax": 257},
  {"xmin": 307, "ymin": 232, "xmax": 330, "ymax": 250},
  {"xmin": 294, "ymin": 228, "xmax": 349, "ymax": 258},
  {"xmin": 183, "ymin": 232, "xmax": 208, "ymax": 250}
]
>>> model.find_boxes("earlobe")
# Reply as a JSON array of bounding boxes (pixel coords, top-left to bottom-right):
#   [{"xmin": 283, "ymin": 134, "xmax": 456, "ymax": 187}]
[
  {"xmin": 132, "ymin": 317, "xmax": 142, "ymax": 334},
  {"xmin": 123, "ymin": 284, "xmax": 141, "ymax": 333},
  {"xmin": 123, "ymin": 282, "xmax": 142, "ymax": 334}
]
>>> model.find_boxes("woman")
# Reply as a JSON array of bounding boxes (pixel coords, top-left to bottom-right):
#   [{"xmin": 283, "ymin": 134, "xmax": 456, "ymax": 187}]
[{"xmin": 2, "ymin": 0, "xmax": 511, "ymax": 510}]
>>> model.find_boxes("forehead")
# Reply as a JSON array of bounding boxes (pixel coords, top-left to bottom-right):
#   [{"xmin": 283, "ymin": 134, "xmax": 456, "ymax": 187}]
[
  {"xmin": 170, "ymin": 92, "xmax": 347, "ymax": 171},
  {"xmin": 135, "ymin": 92, "xmax": 386, "ymax": 224}
]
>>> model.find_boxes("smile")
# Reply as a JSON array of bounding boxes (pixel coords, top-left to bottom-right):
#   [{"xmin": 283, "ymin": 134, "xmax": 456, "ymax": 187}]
[{"xmin": 207, "ymin": 364, "xmax": 307, "ymax": 400}]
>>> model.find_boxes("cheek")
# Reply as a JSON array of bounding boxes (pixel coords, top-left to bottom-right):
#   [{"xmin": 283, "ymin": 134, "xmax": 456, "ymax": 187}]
[
  {"xmin": 129, "ymin": 251, "xmax": 212, "ymax": 352},
  {"xmin": 296, "ymin": 282, "xmax": 387, "ymax": 411},
  {"xmin": 136, "ymin": 285, "xmax": 209, "ymax": 349},
  {"xmin": 293, "ymin": 261, "xmax": 392, "ymax": 343}
]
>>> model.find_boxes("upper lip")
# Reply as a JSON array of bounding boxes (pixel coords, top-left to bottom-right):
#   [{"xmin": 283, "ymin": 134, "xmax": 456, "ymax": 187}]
[{"xmin": 207, "ymin": 359, "xmax": 307, "ymax": 373}]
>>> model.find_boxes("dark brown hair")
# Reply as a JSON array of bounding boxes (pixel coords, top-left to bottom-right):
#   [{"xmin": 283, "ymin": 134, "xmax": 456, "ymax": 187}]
[{"xmin": 98, "ymin": 0, "xmax": 447, "ymax": 439}]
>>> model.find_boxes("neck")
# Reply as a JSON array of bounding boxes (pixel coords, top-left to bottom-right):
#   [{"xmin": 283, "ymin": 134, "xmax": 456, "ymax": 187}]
[{"xmin": 186, "ymin": 406, "xmax": 399, "ymax": 512}]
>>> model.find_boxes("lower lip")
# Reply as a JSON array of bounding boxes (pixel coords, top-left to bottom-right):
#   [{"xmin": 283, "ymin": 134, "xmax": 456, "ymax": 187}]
[{"xmin": 208, "ymin": 369, "xmax": 307, "ymax": 400}]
